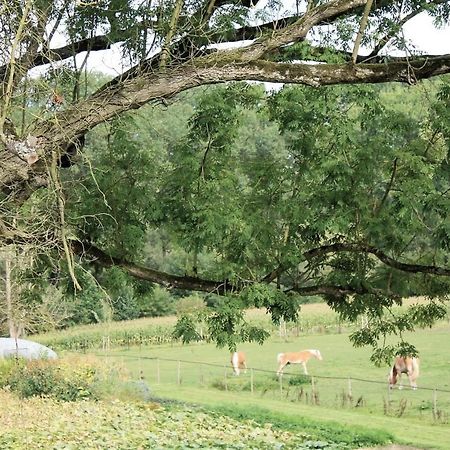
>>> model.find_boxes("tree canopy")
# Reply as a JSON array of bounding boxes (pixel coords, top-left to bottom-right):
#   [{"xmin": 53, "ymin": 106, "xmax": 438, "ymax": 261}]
[{"xmin": 0, "ymin": 0, "xmax": 450, "ymax": 361}]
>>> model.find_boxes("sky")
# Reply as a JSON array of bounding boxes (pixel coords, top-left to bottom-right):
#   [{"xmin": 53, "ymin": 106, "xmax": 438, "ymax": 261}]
[
  {"xmin": 43, "ymin": 10, "xmax": 450, "ymax": 77},
  {"xmin": 403, "ymin": 14, "xmax": 450, "ymax": 55}
]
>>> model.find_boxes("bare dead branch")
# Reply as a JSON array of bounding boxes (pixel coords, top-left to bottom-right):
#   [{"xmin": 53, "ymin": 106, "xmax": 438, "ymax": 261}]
[{"xmin": 351, "ymin": 0, "xmax": 375, "ymax": 64}]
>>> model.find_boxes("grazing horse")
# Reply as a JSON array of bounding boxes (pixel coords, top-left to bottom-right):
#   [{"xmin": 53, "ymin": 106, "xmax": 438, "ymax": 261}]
[
  {"xmin": 276, "ymin": 349, "xmax": 322, "ymax": 376},
  {"xmin": 231, "ymin": 351, "xmax": 247, "ymax": 376},
  {"xmin": 388, "ymin": 356, "xmax": 420, "ymax": 390}
]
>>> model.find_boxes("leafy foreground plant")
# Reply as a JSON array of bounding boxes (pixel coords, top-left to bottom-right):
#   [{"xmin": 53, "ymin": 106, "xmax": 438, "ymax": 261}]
[
  {"xmin": 0, "ymin": 390, "xmax": 386, "ymax": 449},
  {"xmin": 0, "ymin": 358, "xmax": 98, "ymax": 401}
]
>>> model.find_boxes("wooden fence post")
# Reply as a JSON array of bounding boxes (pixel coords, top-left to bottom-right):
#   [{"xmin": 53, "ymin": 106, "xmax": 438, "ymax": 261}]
[
  {"xmin": 433, "ymin": 389, "xmax": 437, "ymax": 420},
  {"xmin": 156, "ymin": 358, "xmax": 160, "ymax": 384},
  {"xmin": 279, "ymin": 375, "xmax": 283, "ymax": 397},
  {"xmin": 348, "ymin": 377, "xmax": 353, "ymax": 404},
  {"xmin": 199, "ymin": 362, "xmax": 204, "ymax": 386},
  {"xmin": 250, "ymin": 368, "xmax": 254, "ymax": 394},
  {"xmin": 311, "ymin": 376, "xmax": 316, "ymax": 405},
  {"xmin": 386, "ymin": 382, "xmax": 391, "ymax": 413},
  {"xmin": 224, "ymin": 366, "xmax": 228, "ymax": 391}
]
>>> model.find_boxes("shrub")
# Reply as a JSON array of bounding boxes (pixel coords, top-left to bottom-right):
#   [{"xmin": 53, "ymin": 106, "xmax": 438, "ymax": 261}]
[
  {"xmin": 139, "ymin": 285, "xmax": 176, "ymax": 317},
  {"xmin": 0, "ymin": 358, "xmax": 98, "ymax": 401},
  {"xmin": 210, "ymin": 375, "xmax": 279, "ymax": 393},
  {"xmin": 288, "ymin": 374, "xmax": 312, "ymax": 386}
]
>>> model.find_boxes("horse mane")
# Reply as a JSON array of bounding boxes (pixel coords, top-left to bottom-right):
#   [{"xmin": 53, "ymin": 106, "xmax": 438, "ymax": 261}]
[{"xmin": 390, "ymin": 363, "xmax": 398, "ymax": 382}]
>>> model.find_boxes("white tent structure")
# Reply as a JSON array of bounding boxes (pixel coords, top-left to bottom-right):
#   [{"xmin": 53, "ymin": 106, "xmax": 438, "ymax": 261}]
[{"xmin": 0, "ymin": 338, "xmax": 57, "ymax": 360}]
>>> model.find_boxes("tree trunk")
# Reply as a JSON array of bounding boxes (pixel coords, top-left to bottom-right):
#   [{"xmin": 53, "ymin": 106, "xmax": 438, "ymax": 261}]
[{"xmin": 5, "ymin": 256, "xmax": 21, "ymax": 339}]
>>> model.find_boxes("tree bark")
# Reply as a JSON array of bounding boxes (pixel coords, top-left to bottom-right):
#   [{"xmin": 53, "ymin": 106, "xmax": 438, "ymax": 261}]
[
  {"xmin": 73, "ymin": 241, "xmax": 450, "ymax": 297},
  {"xmin": 2, "ymin": 0, "xmax": 450, "ymax": 204}
]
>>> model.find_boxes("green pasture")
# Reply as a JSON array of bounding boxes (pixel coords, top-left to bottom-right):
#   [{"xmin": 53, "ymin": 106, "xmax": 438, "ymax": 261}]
[
  {"xmin": 85, "ymin": 323, "xmax": 450, "ymax": 448},
  {"xmin": 32, "ymin": 302, "xmax": 450, "ymax": 448}
]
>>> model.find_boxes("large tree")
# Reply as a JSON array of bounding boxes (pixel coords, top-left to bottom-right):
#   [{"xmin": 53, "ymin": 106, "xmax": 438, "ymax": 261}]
[
  {"xmin": 1, "ymin": 0, "xmax": 450, "ymax": 199},
  {"xmin": 1, "ymin": 0, "xmax": 450, "ymax": 358}
]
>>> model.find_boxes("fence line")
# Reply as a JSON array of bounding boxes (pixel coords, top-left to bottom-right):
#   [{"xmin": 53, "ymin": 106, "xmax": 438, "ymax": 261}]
[{"xmin": 95, "ymin": 353, "xmax": 450, "ymax": 394}]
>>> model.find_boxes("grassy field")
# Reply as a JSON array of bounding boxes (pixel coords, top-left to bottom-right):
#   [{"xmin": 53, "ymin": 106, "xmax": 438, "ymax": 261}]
[
  {"xmin": 31, "ymin": 300, "xmax": 450, "ymax": 449},
  {"xmin": 83, "ymin": 321, "xmax": 450, "ymax": 448}
]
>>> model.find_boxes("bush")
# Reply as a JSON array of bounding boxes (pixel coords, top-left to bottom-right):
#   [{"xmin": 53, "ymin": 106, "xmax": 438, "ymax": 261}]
[
  {"xmin": 138, "ymin": 285, "xmax": 176, "ymax": 317},
  {"xmin": 210, "ymin": 375, "xmax": 279, "ymax": 393},
  {"xmin": 288, "ymin": 374, "xmax": 311, "ymax": 386},
  {"xmin": 0, "ymin": 358, "xmax": 98, "ymax": 401},
  {"xmin": 0, "ymin": 358, "xmax": 18, "ymax": 387}
]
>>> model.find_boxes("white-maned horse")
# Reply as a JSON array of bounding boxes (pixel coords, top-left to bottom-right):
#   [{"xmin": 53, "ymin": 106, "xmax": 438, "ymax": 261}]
[
  {"xmin": 388, "ymin": 356, "xmax": 420, "ymax": 390},
  {"xmin": 231, "ymin": 351, "xmax": 247, "ymax": 376},
  {"xmin": 276, "ymin": 349, "xmax": 322, "ymax": 376}
]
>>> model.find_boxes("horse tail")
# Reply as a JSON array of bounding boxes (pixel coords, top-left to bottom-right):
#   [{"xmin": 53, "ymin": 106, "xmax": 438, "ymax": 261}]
[{"xmin": 277, "ymin": 353, "xmax": 284, "ymax": 364}]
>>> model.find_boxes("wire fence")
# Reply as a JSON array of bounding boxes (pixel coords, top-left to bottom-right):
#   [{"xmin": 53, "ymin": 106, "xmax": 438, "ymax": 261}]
[{"xmin": 97, "ymin": 353, "xmax": 450, "ymax": 424}]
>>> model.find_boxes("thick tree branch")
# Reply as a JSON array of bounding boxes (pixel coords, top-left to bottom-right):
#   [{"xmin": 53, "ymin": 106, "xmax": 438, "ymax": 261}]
[
  {"xmin": 37, "ymin": 53, "xmax": 450, "ymax": 137},
  {"xmin": 0, "ymin": 35, "xmax": 113, "ymax": 80},
  {"xmin": 2, "ymin": 51, "xmax": 449, "ymax": 200},
  {"xmin": 290, "ymin": 284, "xmax": 394, "ymax": 298},
  {"xmin": 211, "ymin": 0, "xmax": 396, "ymax": 45},
  {"xmin": 304, "ymin": 243, "xmax": 450, "ymax": 276},
  {"xmin": 73, "ymin": 241, "xmax": 235, "ymax": 294},
  {"xmin": 209, "ymin": 16, "xmax": 299, "ymax": 44},
  {"xmin": 72, "ymin": 241, "xmax": 398, "ymax": 301},
  {"xmin": 245, "ymin": 0, "xmax": 367, "ymax": 59}
]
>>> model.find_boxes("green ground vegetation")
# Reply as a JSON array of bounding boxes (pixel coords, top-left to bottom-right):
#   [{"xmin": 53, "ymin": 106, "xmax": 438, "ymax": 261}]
[
  {"xmin": 8, "ymin": 302, "xmax": 450, "ymax": 449},
  {"xmin": 83, "ymin": 320, "xmax": 450, "ymax": 448}
]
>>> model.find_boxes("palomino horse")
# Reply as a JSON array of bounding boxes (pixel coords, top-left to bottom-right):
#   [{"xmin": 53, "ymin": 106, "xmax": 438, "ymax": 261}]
[
  {"xmin": 276, "ymin": 349, "xmax": 322, "ymax": 376},
  {"xmin": 388, "ymin": 356, "xmax": 420, "ymax": 390},
  {"xmin": 231, "ymin": 351, "xmax": 247, "ymax": 376}
]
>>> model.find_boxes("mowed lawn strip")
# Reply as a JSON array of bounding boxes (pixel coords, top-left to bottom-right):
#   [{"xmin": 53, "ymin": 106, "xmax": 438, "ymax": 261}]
[{"xmin": 152, "ymin": 386, "xmax": 449, "ymax": 450}]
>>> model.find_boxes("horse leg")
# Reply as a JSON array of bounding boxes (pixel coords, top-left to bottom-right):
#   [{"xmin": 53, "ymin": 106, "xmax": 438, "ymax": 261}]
[
  {"xmin": 242, "ymin": 361, "xmax": 247, "ymax": 374},
  {"xmin": 398, "ymin": 373, "xmax": 403, "ymax": 390},
  {"xmin": 302, "ymin": 361, "xmax": 308, "ymax": 375},
  {"xmin": 277, "ymin": 362, "xmax": 286, "ymax": 377},
  {"xmin": 408, "ymin": 373, "xmax": 417, "ymax": 390}
]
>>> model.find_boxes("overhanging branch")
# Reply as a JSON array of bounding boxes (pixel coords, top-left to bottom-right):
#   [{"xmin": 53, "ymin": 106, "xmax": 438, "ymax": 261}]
[
  {"xmin": 0, "ymin": 35, "xmax": 113, "ymax": 79},
  {"xmin": 72, "ymin": 241, "xmax": 443, "ymax": 303},
  {"xmin": 290, "ymin": 284, "xmax": 394, "ymax": 298},
  {"xmin": 73, "ymin": 241, "xmax": 235, "ymax": 294},
  {"xmin": 2, "ymin": 52, "xmax": 449, "ymax": 202},
  {"xmin": 304, "ymin": 243, "xmax": 450, "ymax": 276},
  {"xmin": 36, "ymin": 53, "xmax": 450, "ymax": 141},
  {"xmin": 72, "ymin": 241, "xmax": 383, "ymax": 300}
]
